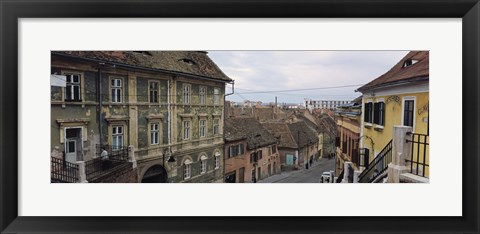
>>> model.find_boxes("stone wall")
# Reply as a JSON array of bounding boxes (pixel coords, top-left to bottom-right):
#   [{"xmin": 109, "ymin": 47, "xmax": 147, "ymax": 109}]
[{"xmin": 91, "ymin": 163, "xmax": 138, "ymax": 183}]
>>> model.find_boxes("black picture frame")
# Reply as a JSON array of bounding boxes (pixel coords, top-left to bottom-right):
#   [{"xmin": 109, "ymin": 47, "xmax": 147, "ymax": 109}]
[{"xmin": 1, "ymin": 0, "xmax": 478, "ymax": 233}]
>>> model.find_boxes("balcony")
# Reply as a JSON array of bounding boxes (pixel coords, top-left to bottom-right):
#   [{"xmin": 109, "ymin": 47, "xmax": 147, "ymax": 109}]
[{"xmin": 85, "ymin": 144, "xmax": 130, "ymax": 181}]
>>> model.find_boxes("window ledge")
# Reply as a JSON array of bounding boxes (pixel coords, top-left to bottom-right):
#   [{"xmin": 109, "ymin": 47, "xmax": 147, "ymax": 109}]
[
  {"xmin": 374, "ymin": 125, "xmax": 384, "ymax": 131},
  {"xmin": 364, "ymin": 123, "xmax": 373, "ymax": 128}
]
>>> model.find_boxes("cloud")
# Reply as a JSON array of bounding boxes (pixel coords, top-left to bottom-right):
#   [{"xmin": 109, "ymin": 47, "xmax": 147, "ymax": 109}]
[{"xmin": 208, "ymin": 50, "xmax": 408, "ymax": 104}]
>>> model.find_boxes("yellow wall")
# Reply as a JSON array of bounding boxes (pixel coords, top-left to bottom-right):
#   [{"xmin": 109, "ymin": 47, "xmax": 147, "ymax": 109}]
[{"xmin": 361, "ymin": 92, "xmax": 429, "ymax": 176}]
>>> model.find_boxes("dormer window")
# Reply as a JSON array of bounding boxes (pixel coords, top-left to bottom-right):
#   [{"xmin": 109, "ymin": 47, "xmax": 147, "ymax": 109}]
[
  {"xmin": 179, "ymin": 58, "xmax": 197, "ymax": 65},
  {"xmin": 403, "ymin": 59, "xmax": 419, "ymax": 68}
]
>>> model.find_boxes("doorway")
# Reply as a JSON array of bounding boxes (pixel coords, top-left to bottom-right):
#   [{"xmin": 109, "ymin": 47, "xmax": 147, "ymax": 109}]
[{"xmin": 65, "ymin": 127, "xmax": 83, "ymax": 163}]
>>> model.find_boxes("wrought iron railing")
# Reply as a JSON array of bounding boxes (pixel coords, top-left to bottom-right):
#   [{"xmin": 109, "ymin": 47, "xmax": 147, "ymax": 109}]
[
  {"xmin": 405, "ymin": 132, "xmax": 429, "ymax": 178},
  {"xmin": 336, "ymin": 169, "xmax": 344, "ymax": 183},
  {"xmin": 51, "ymin": 157, "xmax": 79, "ymax": 183},
  {"xmin": 348, "ymin": 164, "xmax": 354, "ymax": 183},
  {"xmin": 96, "ymin": 144, "xmax": 129, "ymax": 161},
  {"xmin": 358, "ymin": 139, "xmax": 393, "ymax": 183},
  {"xmin": 85, "ymin": 145, "xmax": 129, "ymax": 181}
]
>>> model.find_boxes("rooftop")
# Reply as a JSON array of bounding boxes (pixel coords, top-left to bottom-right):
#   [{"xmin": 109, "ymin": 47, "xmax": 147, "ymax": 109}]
[
  {"xmin": 358, "ymin": 51, "xmax": 429, "ymax": 92},
  {"xmin": 52, "ymin": 51, "xmax": 233, "ymax": 82},
  {"xmin": 224, "ymin": 118, "xmax": 278, "ymax": 150}
]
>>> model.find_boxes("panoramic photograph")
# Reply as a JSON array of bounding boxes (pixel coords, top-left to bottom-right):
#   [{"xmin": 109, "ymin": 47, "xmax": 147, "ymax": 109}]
[{"xmin": 50, "ymin": 50, "xmax": 429, "ymax": 183}]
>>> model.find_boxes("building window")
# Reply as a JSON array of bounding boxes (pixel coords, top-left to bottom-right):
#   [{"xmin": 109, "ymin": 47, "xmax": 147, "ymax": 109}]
[
  {"xmin": 65, "ymin": 74, "xmax": 81, "ymax": 101},
  {"xmin": 183, "ymin": 84, "xmax": 191, "ymax": 105},
  {"xmin": 213, "ymin": 118, "xmax": 219, "ymax": 135},
  {"xmin": 403, "ymin": 59, "xmax": 419, "ymax": 68},
  {"xmin": 373, "ymin": 101, "xmax": 385, "ymax": 126},
  {"xmin": 237, "ymin": 144, "xmax": 244, "ymax": 155},
  {"xmin": 214, "ymin": 155, "xmax": 220, "ymax": 169},
  {"xmin": 199, "ymin": 119, "xmax": 206, "ymax": 138},
  {"xmin": 271, "ymin": 145, "xmax": 277, "ymax": 154},
  {"xmin": 229, "ymin": 145, "xmax": 236, "ymax": 158},
  {"xmin": 258, "ymin": 150, "xmax": 263, "ymax": 160},
  {"xmin": 364, "ymin": 102, "xmax": 373, "ymax": 123},
  {"xmin": 149, "ymin": 81, "xmax": 159, "ymax": 103},
  {"xmin": 112, "ymin": 125, "xmax": 123, "ymax": 150},
  {"xmin": 111, "ymin": 78, "xmax": 122, "ymax": 103},
  {"xmin": 404, "ymin": 100, "xmax": 415, "ymax": 127},
  {"xmin": 199, "ymin": 86, "xmax": 206, "ymax": 105},
  {"xmin": 184, "ymin": 160, "xmax": 192, "ymax": 180},
  {"xmin": 229, "ymin": 144, "xmax": 244, "ymax": 157},
  {"xmin": 183, "ymin": 120, "xmax": 190, "ymax": 140},
  {"xmin": 200, "ymin": 157, "xmax": 207, "ymax": 174},
  {"xmin": 150, "ymin": 123, "xmax": 159, "ymax": 145},
  {"xmin": 214, "ymin": 88, "xmax": 220, "ymax": 105}
]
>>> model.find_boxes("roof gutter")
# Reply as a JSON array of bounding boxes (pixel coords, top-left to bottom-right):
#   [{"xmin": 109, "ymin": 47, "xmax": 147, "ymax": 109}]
[
  {"xmin": 52, "ymin": 52, "xmax": 234, "ymax": 84},
  {"xmin": 357, "ymin": 76, "xmax": 428, "ymax": 93}
]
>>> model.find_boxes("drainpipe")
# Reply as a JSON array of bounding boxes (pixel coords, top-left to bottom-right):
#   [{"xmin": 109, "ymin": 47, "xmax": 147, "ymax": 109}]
[
  {"xmin": 98, "ymin": 63, "xmax": 104, "ymax": 147},
  {"xmin": 225, "ymin": 80, "xmax": 235, "ymax": 96},
  {"xmin": 167, "ymin": 78, "xmax": 171, "ymax": 155}
]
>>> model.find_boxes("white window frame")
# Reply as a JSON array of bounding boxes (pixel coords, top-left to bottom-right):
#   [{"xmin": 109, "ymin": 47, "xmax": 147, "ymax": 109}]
[
  {"xmin": 64, "ymin": 73, "xmax": 82, "ymax": 101},
  {"xmin": 183, "ymin": 120, "xmax": 191, "ymax": 141},
  {"xmin": 402, "ymin": 96, "xmax": 416, "ymax": 131},
  {"xmin": 112, "ymin": 125, "xmax": 124, "ymax": 150},
  {"xmin": 199, "ymin": 86, "xmax": 206, "ymax": 105},
  {"xmin": 214, "ymin": 155, "xmax": 220, "ymax": 169},
  {"xmin": 364, "ymin": 99, "xmax": 373, "ymax": 126},
  {"xmin": 184, "ymin": 160, "xmax": 192, "ymax": 180},
  {"xmin": 213, "ymin": 118, "xmax": 220, "ymax": 135},
  {"xmin": 213, "ymin": 88, "xmax": 220, "ymax": 105},
  {"xmin": 111, "ymin": 78, "xmax": 123, "ymax": 103},
  {"xmin": 199, "ymin": 119, "xmax": 206, "ymax": 138},
  {"xmin": 183, "ymin": 83, "xmax": 191, "ymax": 105},
  {"xmin": 373, "ymin": 98, "xmax": 385, "ymax": 128},
  {"xmin": 150, "ymin": 122, "xmax": 159, "ymax": 145},
  {"xmin": 200, "ymin": 156, "xmax": 207, "ymax": 174},
  {"xmin": 149, "ymin": 81, "xmax": 159, "ymax": 103}
]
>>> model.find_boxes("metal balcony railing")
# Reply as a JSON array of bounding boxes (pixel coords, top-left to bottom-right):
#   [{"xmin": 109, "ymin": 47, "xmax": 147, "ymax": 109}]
[
  {"xmin": 85, "ymin": 144, "xmax": 129, "ymax": 181},
  {"xmin": 51, "ymin": 157, "xmax": 79, "ymax": 183},
  {"xmin": 405, "ymin": 132, "xmax": 429, "ymax": 178},
  {"xmin": 358, "ymin": 139, "xmax": 393, "ymax": 183}
]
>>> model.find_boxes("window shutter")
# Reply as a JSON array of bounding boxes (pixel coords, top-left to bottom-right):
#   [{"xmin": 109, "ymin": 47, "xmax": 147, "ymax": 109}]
[{"xmin": 373, "ymin": 103, "xmax": 379, "ymax": 124}]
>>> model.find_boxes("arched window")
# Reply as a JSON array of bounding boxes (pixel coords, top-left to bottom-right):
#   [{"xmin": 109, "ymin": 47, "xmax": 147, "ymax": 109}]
[
  {"xmin": 184, "ymin": 159, "xmax": 192, "ymax": 180},
  {"xmin": 200, "ymin": 155, "xmax": 207, "ymax": 174}
]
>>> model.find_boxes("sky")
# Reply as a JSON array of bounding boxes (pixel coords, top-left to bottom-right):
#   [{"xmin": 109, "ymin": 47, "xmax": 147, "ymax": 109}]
[{"xmin": 208, "ymin": 51, "xmax": 409, "ymax": 105}]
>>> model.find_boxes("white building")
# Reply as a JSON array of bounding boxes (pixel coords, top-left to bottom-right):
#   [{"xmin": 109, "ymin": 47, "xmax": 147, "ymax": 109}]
[{"xmin": 304, "ymin": 98, "xmax": 349, "ymax": 111}]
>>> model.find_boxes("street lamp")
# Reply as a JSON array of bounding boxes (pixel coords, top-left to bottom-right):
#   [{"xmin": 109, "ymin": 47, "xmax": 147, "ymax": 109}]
[{"xmin": 163, "ymin": 147, "xmax": 175, "ymax": 167}]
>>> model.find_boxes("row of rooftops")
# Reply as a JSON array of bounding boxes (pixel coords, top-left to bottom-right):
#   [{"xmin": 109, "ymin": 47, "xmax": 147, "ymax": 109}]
[
  {"xmin": 52, "ymin": 51, "xmax": 233, "ymax": 83},
  {"xmin": 225, "ymin": 106, "xmax": 337, "ymax": 150}
]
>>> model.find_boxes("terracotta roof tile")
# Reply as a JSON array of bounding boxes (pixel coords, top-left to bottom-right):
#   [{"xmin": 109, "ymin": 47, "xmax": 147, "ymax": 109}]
[{"xmin": 224, "ymin": 118, "xmax": 278, "ymax": 149}]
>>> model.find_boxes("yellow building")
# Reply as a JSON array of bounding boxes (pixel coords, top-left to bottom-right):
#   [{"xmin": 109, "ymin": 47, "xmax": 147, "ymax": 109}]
[
  {"xmin": 334, "ymin": 96, "xmax": 362, "ymax": 177},
  {"xmin": 357, "ymin": 51, "xmax": 429, "ymax": 179}
]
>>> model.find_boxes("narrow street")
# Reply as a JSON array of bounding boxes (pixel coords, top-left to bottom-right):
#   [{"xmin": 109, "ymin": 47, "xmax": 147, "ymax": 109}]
[{"xmin": 258, "ymin": 157, "xmax": 336, "ymax": 183}]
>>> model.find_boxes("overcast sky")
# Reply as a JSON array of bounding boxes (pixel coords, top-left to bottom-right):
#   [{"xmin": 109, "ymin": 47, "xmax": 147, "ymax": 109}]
[{"xmin": 208, "ymin": 51, "xmax": 408, "ymax": 105}]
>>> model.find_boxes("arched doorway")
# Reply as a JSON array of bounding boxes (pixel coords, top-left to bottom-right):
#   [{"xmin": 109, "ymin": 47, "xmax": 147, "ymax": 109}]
[{"xmin": 141, "ymin": 165, "xmax": 168, "ymax": 183}]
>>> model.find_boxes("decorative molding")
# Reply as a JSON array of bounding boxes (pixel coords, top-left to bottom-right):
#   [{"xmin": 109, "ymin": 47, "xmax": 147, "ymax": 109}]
[
  {"xmin": 386, "ymin": 95, "xmax": 400, "ymax": 104},
  {"xmin": 105, "ymin": 116, "xmax": 129, "ymax": 122},
  {"xmin": 418, "ymin": 101, "xmax": 429, "ymax": 115},
  {"xmin": 146, "ymin": 114, "xmax": 164, "ymax": 120},
  {"xmin": 56, "ymin": 118, "xmax": 90, "ymax": 125}
]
